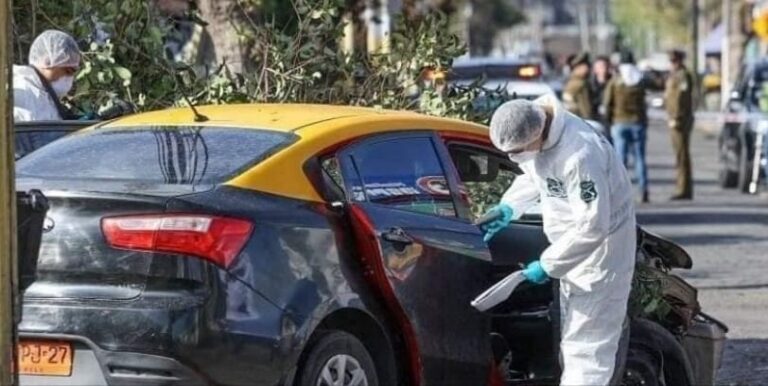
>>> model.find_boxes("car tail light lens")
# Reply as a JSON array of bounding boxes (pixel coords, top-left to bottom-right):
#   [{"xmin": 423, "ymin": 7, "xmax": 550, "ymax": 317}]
[
  {"xmin": 517, "ymin": 65, "xmax": 541, "ymax": 78},
  {"xmin": 102, "ymin": 214, "xmax": 253, "ymax": 268}
]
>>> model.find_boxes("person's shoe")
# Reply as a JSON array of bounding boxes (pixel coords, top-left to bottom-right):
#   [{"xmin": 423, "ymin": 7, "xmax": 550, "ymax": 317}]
[
  {"xmin": 670, "ymin": 193, "xmax": 692, "ymax": 201},
  {"xmin": 640, "ymin": 191, "xmax": 649, "ymax": 204}
]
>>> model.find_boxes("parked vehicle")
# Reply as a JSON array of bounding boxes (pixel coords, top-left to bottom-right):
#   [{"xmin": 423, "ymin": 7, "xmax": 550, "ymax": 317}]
[
  {"xmin": 447, "ymin": 57, "xmax": 556, "ymax": 114},
  {"xmin": 16, "ymin": 104, "xmax": 725, "ymax": 386},
  {"xmin": 718, "ymin": 60, "xmax": 768, "ymax": 192},
  {"xmin": 15, "ymin": 120, "xmax": 94, "ymax": 159}
]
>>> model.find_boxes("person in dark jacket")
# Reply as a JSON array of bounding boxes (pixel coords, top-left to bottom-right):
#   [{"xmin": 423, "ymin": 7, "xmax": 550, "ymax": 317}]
[
  {"xmin": 563, "ymin": 53, "xmax": 596, "ymax": 120},
  {"xmin": 591, "ymin": 55, "xmax": 613, "ymax": 122},
  {"xmin": 604, "ymin": 52, "xmax": 649, "ymax": 203}
]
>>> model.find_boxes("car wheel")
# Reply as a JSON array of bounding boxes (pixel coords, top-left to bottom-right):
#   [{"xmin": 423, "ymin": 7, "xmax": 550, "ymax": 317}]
[
  {"xmin": 737, "ymin": 135, "xmax": 754, "ymax": 193},
  {"xmin": 718, "ymin": 167, "xmax": 738, "ymax": 188},
  {"xmin": 622, "ymin": 348, "xmax": 661, "ymax": 386},
  {"xmin": 295, "ymin": 331, "xmax": 378, "ymax": 386}
]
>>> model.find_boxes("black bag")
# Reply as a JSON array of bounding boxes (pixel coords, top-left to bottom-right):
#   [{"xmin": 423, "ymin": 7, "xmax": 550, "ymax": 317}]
[{"xmin": 17, "ymin": 190, "xmax": 49, "ymax": 292}]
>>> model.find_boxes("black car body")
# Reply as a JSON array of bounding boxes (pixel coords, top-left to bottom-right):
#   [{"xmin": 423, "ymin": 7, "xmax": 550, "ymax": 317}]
[
  {"xmin": 16, "ymin": 104, "xmax": 725, "ymax": 386},
  {"xmin": 719, "ymin": 60, "xmax": 768, "ymax": 192}
]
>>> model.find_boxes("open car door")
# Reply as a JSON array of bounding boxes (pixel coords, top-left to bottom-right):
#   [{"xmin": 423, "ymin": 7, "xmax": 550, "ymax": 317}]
[
  {"xmin": 441, "ymin": 138, "xmax": 562, "ymax": 383},
  {"xmin": 335, "ymin": 132, "xmax": 495, "ymax": 385}
]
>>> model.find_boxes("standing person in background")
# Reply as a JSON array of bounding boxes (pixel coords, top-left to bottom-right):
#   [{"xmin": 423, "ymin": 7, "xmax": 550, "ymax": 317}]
[
  {"xmin": 563, "ymin": 53, "xmax": 596, "ymax": 120},
  {"xmin": 664, "ymin": 49, "xmax": 695, "ymax": 200},
  {"xmin": 13, "ymin": 30, "xmax": 81, "ymax": 122},
  {"xmin": 604, "ymin": 51, "xmax": 650, "ymax": 203},
  {"xmin": 591, "ymin": 56, "xmax": 613, "ymax": 123}
]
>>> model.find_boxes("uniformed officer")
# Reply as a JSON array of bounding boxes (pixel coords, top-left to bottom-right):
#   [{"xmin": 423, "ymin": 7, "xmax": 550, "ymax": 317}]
[
  {"xmin": 664, "ymin": 50, "xmax": 694, "ymax": 200},
  {"xmin": 563, "ymin": 53, "xmax": 596, "ymax": 120}
]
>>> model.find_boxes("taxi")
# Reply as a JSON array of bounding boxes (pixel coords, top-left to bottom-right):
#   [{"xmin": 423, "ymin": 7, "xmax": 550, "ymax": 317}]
[{"xmin": 16, "ymin": 104, "xmax": 722, "ymax": 386}]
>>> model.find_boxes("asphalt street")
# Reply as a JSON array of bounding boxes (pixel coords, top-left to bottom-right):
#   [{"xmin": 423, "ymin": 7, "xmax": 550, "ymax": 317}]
[{"xmin": 637, "ymin": 115, "xmax": 768, "ymax": 385}]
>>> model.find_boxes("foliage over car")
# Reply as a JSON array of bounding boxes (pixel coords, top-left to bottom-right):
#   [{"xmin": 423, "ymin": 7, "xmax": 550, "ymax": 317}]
[
  {"xmin": 12, "ymin": 0, "xmax": 507, "ymax": 124},
  {"xmin": 13, "ymin": 0, "xmax": 673, "ymax": 324}
]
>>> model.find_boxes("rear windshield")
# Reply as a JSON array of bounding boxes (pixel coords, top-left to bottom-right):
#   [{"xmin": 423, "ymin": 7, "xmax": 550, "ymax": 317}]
[{"xmin": 17, "ymin": 126, "xmax": 295, "ymax": 184}]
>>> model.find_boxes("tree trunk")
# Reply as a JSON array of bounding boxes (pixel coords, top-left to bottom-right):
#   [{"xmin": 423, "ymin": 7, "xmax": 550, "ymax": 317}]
[
  {"xmin": 196, "ymin": 0, "xmax": 248, "ymax": 73},
  {"xmin": 345, "ymin": 0, "xmax": 367, "ymax": 54}
]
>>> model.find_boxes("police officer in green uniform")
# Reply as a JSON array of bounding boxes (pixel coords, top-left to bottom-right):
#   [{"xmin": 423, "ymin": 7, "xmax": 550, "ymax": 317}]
[
  {"xmin": 563, "ymin": 53, "xmax": 596, "ymax": 120},
  {"xmin": 664, "ymin": 50, "xmax": 694, "ymax": 200}
]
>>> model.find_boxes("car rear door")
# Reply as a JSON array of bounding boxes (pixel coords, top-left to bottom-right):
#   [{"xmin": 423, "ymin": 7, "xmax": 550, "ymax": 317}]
[{"xmin": 335, "ymin": 132, "xmax": 493, "ymax": 385}]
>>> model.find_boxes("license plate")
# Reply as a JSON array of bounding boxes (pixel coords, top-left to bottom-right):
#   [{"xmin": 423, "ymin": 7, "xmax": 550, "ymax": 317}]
[{"xmin": 17, "ymin": 340, "xmax": 73, "ymax": 376}]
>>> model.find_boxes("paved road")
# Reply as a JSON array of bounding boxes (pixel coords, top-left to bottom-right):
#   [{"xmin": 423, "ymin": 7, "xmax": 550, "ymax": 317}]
[{"xmin": 637, "ymin": 116, "xmax": 768, "ymax": 385}]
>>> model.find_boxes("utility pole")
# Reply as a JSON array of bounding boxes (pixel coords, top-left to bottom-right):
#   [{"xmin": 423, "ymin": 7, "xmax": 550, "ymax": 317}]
[
  {"xmin": 692, "ymin": 0, "xmax": 701, "ymax": 108},
  {"xmin": 692, "ymin": 0, "xmax": 700, "ymax": 77},
  {"xmin": 0, "ymin": 0, "xmax": 17, "ymax": 383},
  {"xmin": 578, "ymin": 0, "xmax": 591, "ymax": 52},
  {"xmin": 722, "ymin": 0, "xmax": 732, "ymax": 108}
]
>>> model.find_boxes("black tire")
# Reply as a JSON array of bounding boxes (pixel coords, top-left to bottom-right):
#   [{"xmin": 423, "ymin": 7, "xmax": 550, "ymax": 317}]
[
  {"xmin": 719, "ymin": 167, "xmax": 739, "ymax": 188},
  {"xmin": 622, "ymin": 348, "xmax": 661, "ymax": 386},
  {"xmin": 737, "ymin": 136, "xmax": 754, "ymax": 193},
  {"xmin": 719, "ymin": 125, "xmax": 741, "ymax": 189},
  {"xmin": 295, "ymin": 331, "xmax": 379, "ymax": 386}
]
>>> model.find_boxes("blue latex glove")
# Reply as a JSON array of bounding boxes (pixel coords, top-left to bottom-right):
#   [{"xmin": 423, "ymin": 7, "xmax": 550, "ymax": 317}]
[
  {"xmin": 480, "ymin": 204, "xmax": 514, "ymax": 243},
  {"xmin": 522, "ymin": 261, "xmax": 549, "ymax": 284}
]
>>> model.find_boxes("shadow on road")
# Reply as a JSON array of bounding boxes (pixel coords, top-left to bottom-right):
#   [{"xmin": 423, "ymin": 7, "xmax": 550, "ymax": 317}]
[
  {"xmin": 637, "ymin": 212, "xmax": 768, "ymax": 226},
  {"xmin": 658, "ymin": 233, "xmax": 766, "ymax": 246},
  {"xmin": 647, "ymin": 178, "xmax": 720, "ymax": 186},
  {"xmin": 718, "ymin": 339, "xmax": 768, "ymax": 385}
]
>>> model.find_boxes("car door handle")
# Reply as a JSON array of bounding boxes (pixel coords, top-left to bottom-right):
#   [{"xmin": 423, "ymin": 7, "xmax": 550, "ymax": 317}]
[{"xmin": 381, "ymin": 227, "xmax": 413, "ymax": 245}]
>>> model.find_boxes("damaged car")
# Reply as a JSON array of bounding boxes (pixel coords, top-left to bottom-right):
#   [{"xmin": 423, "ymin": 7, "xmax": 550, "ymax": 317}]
[{"xmin": 16, "ymin": 104, "xmax": 726, "ymax": 385}]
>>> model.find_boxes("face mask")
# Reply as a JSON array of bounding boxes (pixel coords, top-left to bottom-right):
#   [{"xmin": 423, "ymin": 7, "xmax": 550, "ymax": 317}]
[
  {"xmin": 508, "ymin": 150, "xmax": 538, "ymax": 164},
  {"xmin": 51, "ymin": 76, "xmax": 74, "ymax": 98}
]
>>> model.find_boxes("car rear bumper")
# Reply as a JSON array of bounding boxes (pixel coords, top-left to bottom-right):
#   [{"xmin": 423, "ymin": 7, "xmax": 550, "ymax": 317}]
[
  {"xmin": 19, "ymin": 333, "xmax": 207, "ymax": 386},
  {"xmin": 18, "ymin": 277, "xmax": 295, "ymax": 385}
]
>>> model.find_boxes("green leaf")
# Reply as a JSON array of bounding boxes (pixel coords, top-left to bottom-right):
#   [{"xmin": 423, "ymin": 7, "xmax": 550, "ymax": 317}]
[{"xmin": 113, "ymin": 66, "xmax": 132, "ymax": 81}]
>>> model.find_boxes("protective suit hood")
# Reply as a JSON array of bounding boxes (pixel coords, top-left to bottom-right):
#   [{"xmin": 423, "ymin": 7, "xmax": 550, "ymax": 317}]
[
  {"xmin": 532, "ymin": 94, "xmax": 567, "ymax": 151},
  {"xmin": 618, "ymin": 64, "xmax": 643, "ymax": 87}
]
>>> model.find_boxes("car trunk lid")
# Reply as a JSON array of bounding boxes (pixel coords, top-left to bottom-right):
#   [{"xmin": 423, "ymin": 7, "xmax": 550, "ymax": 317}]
[{"xmin": 19, "ymin": 183, "xmax": 187, "ymax": 300}]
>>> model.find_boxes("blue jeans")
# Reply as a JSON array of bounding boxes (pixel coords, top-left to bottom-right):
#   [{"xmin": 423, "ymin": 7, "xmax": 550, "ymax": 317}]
[{"xmin": 611, "ymin": 123, "xmax": 648, "ymax": 194}]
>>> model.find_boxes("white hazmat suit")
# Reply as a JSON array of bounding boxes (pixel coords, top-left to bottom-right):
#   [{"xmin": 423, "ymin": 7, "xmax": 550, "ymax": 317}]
[
  {"xmin": 497, "ymin": 95, "xmax": 636, "ymax": 385},
  {"xmin": 13, "ymin": 65, "xmax": 62, "ymax": 122},
  {"xmin": 14, "ymin": 30, "xmax": 81, "ymax": 122}
]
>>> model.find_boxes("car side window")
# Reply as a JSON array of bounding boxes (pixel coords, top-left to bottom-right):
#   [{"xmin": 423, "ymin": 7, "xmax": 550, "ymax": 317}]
[
  {"xmin": 448, "ymin": 144, "xmax": 520, "ymax": 220},
  {"xmin": 344, "ymin": 136, "xmax": 457, "ymax": 218}
]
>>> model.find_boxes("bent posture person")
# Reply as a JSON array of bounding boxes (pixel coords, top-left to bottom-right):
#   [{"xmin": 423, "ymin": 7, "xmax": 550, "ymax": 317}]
[
  {"xmin": 482, "ymin": 96, "xmax": 636, "ymax": 385},
  {"xmin": 14, "ymin": 30, "xmax": 81, "ymax": 122}
]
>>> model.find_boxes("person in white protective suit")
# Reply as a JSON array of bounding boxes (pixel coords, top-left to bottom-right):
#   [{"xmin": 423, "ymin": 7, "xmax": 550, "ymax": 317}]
[
  {"xmin": 13, "ymin": 30, "xmax": 81, "ymax": 122},
  {"xmin": 482, "ymin": 95, "xmax": 636, "ymax": 386}
]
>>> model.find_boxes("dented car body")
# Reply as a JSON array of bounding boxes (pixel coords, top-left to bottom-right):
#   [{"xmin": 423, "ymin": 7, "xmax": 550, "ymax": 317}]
[{"xmin": 16, "ymin": 105, "xmax": 725, "ymax": 386}]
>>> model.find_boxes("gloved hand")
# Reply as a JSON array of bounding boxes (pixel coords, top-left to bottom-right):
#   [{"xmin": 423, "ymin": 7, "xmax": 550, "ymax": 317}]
[
  {"xmin": 522, "ymin": 261, "xmax": 549, "ymax": 284},
  {"xmin": 480, "ymin": 204, "xmax": 514, "ymax": 243}
]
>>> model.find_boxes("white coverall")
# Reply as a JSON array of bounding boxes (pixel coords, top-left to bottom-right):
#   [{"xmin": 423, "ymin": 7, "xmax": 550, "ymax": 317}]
[
  {"xmin": 501, "ymin": 94, "xmax": 636, "ymax": 385},
  {"xmin": 13, "ymin": 65, "xmax": 62, "ymax": 122}
]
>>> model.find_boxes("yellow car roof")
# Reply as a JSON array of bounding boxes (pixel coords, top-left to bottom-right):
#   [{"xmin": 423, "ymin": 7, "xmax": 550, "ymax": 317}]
[
  {"xmin": 104, "ymin": 104, "xmax": 491, "ymax": 203},
  {"xmin": 101, "ymin": 104, "xmax": 415, "ymax": 131}
]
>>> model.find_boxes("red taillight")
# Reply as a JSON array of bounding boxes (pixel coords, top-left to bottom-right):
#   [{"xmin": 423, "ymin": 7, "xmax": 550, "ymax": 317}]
[{"xmin": 101, "ymin": 214, "xmax": 253, "ymax": 268}]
